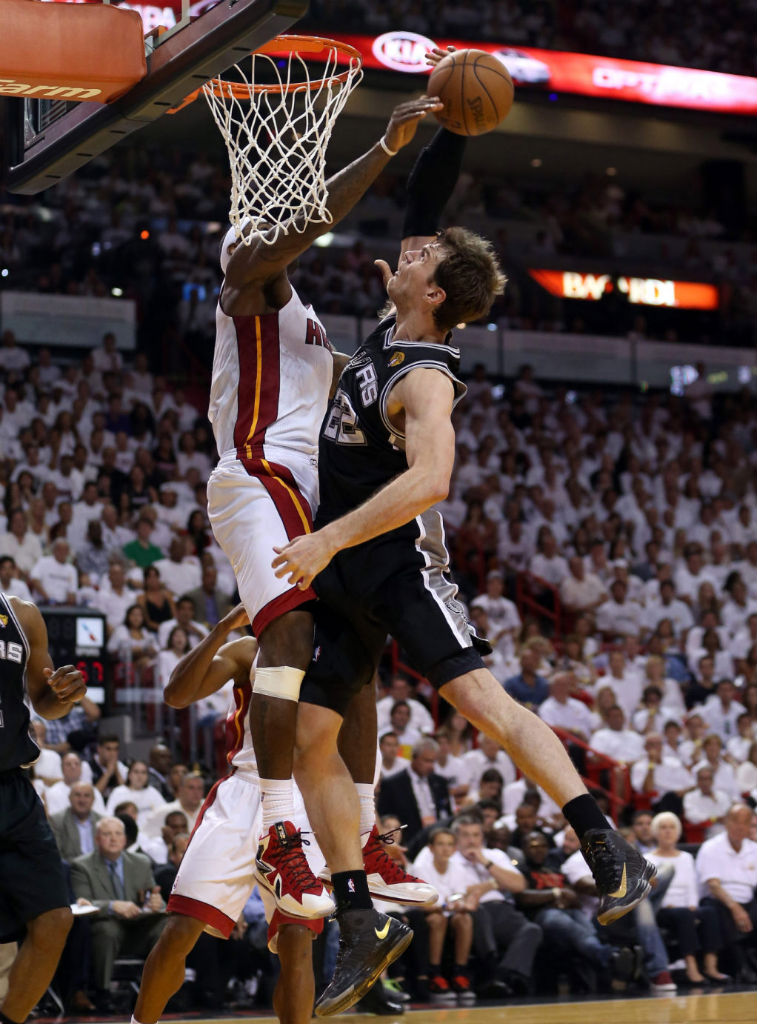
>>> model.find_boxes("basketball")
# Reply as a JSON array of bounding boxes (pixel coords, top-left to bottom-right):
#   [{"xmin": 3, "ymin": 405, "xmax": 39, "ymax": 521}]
[{"xmin": 426, "ymin": 48, "xmax": 514, "ymax": 136}]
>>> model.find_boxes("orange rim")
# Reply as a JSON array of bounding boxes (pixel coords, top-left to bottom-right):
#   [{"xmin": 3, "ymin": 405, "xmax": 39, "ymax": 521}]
[{"xmin": 168, "ymin": 34, "xmax": 361, "ymax": 112}]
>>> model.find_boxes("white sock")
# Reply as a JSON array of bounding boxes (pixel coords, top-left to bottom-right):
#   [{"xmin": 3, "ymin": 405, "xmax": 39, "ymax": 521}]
[
  {"xmin": 261, "ymin": 777, "xmax": 294, "ymax": 830},
  {"xmin": 132, "ymin": 1016, "xmax": 147, "ymax": 1024},
  {"xmin": 356, "ymin": 783, "xmax": 376, "ymax": 846}
]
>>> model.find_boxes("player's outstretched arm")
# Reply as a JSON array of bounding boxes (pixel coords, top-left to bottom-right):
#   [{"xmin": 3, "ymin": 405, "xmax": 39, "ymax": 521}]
[
  {"xmin": 164, "ymin": 603, "xmax": 256, "ymax": 708},
  {"xmin": 12, "ymin": 597, "xmax": 87, "ymax": 719},
  {"xmin": 225, "ymin": 96, "xmax": 443, "ymax": 289},
  {"xmin": 272, "ymin": 367, "xmax": 455, "ymax": 589}
]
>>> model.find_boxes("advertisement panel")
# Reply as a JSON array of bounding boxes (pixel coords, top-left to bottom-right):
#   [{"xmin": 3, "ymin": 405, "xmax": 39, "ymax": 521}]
[
  {"xmin": 528, "ymin": 269, "xmax": 719, "ymax": 310},
  {"xmin": 335, "ymin": 30, "xmax": 757, "ymax": 115},
  {"xmin": 40, "ymin": 11, "xmax": 757, "ymax": 114}
]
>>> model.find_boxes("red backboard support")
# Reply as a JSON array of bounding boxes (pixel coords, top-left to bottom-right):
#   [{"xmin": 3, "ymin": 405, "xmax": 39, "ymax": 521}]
[{"xmin": 4, "ymin": 0, "xmax": 308, "ymax": 194}]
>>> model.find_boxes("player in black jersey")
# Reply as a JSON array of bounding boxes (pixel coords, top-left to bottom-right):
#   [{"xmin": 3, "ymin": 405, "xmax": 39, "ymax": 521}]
[
  {"xmin": 0, "ymin": 593, "xmax": 86, "ymax": 1024},
  {"xmin": 273, "ymin": 75, "xmax": 655, "ymax": 1012}
]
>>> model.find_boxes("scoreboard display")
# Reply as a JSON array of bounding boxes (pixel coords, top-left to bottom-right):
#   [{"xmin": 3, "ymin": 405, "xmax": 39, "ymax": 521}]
[{"xmin": 42, "ymin": 606, "xmax": 107, "ymax": 704}]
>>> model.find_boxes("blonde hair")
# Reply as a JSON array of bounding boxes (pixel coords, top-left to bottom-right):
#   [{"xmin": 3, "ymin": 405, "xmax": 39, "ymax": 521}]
[{"xmin": 651, "ymin": 811, "xmax": 682, "ymax": 841}]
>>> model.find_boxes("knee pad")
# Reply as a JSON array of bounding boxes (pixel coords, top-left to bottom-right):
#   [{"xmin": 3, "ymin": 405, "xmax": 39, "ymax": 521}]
[{"xmin": 253, "ymin": 666, "xmax": 305, "ymax": 702}]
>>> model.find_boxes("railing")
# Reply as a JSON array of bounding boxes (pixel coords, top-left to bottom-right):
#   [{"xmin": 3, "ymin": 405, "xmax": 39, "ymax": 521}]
[
  {"xmin": 551, "ymin": 726, "xmax": 630, "ymax": 824},
  {"xmin": 516, "ymin": 569, "xmax": 563, "ymax": 638}
]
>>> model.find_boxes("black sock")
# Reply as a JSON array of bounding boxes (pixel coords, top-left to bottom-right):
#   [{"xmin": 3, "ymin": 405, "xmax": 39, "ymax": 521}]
[
  {"xmin": 1, "ymin": 1011, "xmax": 24, "ymax": 1024},
  {"xmin": 331, "ymin": 869, "xmax": 372, "ymax": 913},
  {"xmin": 563, "ymin": 794, "xmax": 610, "ymax": 840}
]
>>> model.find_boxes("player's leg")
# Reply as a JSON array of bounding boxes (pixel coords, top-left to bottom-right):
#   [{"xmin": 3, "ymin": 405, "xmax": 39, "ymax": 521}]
[
  {"xmin": 273, "ymin": 924, "xmax": 316, "ymax": 1024},
  {"xmin": 1, "ymin": 776, "xmax": 73, "ymax": 1024},
  {"xmin": 1, "ymin": 906, "xmax": 72, "ymax": 1023},
  {"xmin": 332, "ymin": 679, "xmax": 437, "ymax": 906},
  {"xmin": 295, "ymin": 701, "xmax": 363, "ymax": 877},
  {"xmin": 253, "ymin": 607, "xmax": 313, "ymax": 819},
  {"xmin": 375, "ymin": 538, "xmax": 655, "ymax": 927},
  {"xmin": 132, "ymin": 914, "xmax": 205, "ymax": 1024},
  {"xmin": 293, "ymin": 620, "xmax": 413, "ymax": 1017},
  {"xmin": 207, "ymin": 466, "xmax": 330, "ymax": 918}
]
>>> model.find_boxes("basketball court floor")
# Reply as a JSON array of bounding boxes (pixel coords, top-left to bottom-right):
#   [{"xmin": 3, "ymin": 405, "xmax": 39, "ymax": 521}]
[{"xmin": 154, "ymin": 992, "xmax": 755, "ymax": 1024}]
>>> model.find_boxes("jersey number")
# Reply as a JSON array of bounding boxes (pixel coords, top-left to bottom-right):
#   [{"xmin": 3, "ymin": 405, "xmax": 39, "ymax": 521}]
[{"xmin": 323, "ymin": 389, "xmax": 366, "ymax": 446}]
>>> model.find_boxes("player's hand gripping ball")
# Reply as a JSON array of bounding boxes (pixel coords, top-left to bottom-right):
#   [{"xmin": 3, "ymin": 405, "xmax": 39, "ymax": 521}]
[{"xmin": 427, "ymin": 48, "xmax": 514, "ymax": 136}]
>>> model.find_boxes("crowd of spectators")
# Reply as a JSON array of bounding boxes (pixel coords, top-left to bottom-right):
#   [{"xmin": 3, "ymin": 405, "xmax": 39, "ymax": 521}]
[
  {"xmin": 307, "ymin": 0, "xmax": 756, "ymax": 76},
  {"xmin": 2, "ymin": 139, "xmax": 754, "ymax": 353},
  {"xmin": 1, "ymin": 325, "xmax": 756, "ymax": 1009}
]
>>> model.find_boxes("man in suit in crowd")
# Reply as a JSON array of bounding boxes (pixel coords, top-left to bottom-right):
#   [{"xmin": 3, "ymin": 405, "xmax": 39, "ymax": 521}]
[
  {"xmin": 185, "ymin": 564, "xmax": 234, "ymax": 628},
  {"xmin": 70, "ymin": 816, "xmax": 167, "ymax": 1009},
  {"xmin": 377, "ymin": 738, "xmax": 451, "ymax": 851},
  {"xmin": 50, "ymin": 782, "xmax": 102, "ymax": 861}
]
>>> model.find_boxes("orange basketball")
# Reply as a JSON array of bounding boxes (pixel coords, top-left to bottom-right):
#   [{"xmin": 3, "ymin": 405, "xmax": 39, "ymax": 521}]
[{"xmin": 427, "ymin": 48, "xmax": 514, "ymax": 136}]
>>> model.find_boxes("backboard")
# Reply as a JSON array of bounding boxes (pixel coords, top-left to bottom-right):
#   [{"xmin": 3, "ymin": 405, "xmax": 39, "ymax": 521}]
[{"xmin": 3, "ymin": 0, "xmax": 308, "ymax": 194}]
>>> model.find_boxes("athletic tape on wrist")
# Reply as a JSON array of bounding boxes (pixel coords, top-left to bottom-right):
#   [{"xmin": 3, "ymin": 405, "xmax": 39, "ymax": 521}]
[
  {"xmin": 252, "ymin": 665, "xmax": 305, "ymax": 702},
  {"xmin": 379, "ymin": 135, "xmax": 398, "ymax": 157}
]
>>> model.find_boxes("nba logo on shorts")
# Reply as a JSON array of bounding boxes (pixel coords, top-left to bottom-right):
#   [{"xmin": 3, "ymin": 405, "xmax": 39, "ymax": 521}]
[{"xmin": 347, "ymin": 879, "xmax": 355, "ymax": 893}]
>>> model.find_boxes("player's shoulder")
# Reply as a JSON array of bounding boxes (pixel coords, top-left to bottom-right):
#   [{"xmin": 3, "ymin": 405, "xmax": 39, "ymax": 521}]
[{"xmin": 4, "ymin": 594, "xmax": 39, "ymax": 627}]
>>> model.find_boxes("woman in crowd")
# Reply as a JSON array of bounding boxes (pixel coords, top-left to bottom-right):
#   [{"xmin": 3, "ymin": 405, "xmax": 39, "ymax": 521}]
[
  {"xmin": 440, "ymin": 710, "xmax": 475, "ymax": 758},
  {"xmin": 106, "ymin": 604, "xmax": 158, "ymax": 676},
  {"xmin": 646, "ymin": 812, "xmax": 726, "ymax": 985},
  {"xmin": 389, "ymin": 701, "xmax": 422, "ymax": 757},
  {"xmin": 157, "ymin": 625, "xmax": 190, "ymax": 691},
  {"xmin": 137, "ymin": 564, "xmax": 176, "ymax": 632},
  {"xmin": 105, "ymin": 759, "xmax": 166, "ymax": 830},
  {"xmin": 185, "ymin": 509, "xmax": 211, "ymax": 556}
]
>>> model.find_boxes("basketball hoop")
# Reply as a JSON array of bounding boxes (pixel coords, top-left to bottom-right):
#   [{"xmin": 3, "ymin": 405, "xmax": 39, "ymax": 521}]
[{"xmin": 169, "ymin": 35, "xmax": 362, "ymax": 245}]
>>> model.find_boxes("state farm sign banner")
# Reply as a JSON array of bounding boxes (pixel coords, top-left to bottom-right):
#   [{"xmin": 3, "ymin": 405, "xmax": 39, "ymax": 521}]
[
  {"xmin": 528, "ymin": 269, "xmax": 719, "ymax": 310},
  {"xmin": 333, "ymin": 31, "xmax": 757, "ymax": 115}
]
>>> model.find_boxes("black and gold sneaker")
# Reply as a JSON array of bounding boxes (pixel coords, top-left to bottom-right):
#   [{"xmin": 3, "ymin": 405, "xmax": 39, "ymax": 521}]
[
  {"xmin": 581, "ymin": 828, "xmax": 657, "ymax": 925},
  {"xmin": 315, "ymin": 908, "xmax": 413, "ymax": 1017}
]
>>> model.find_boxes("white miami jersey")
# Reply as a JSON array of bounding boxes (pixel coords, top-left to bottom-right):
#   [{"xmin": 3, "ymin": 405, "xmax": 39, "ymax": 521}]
[
  {"xmin": 209, "ymin": 287, "xmax": 334, "ymax": 467},
  {"xmin": 225, "ymin": 677, "xmax": 257, "ymax": 775}
]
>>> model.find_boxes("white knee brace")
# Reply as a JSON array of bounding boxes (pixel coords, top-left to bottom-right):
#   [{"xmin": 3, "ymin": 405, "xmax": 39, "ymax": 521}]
[{"xmin": 252, "ymin": 665, "xmax": 305, "ymax": 702}]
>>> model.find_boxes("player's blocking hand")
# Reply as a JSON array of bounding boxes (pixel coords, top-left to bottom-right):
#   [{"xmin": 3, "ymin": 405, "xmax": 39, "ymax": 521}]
[
  {"xmin": 425, "ymin": 45, "xmax": 456, "ymax": 67},
  {"xmin": 384, "ymin": 96, "xmax": 444, "ymax": 154},
  {"xmin": 272, "ymin": 530, "xmax": 337, "ymax": 590},
  {"xmin": 45, "ymin": 665, "xmax": 86, "ymax": 704}
]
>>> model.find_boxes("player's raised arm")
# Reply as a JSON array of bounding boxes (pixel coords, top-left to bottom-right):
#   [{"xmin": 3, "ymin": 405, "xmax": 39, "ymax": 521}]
[
  {"xmin": 272, "ymin": 367, "xmax": 455, "ymax": 589},
  {"xmin": 12, "ymin": 597, "xmax": 87, "ymax": 719},
  {"xmin": 164, "ymin": 603, "xmax": 255, "ymax": 708},
  {"xmin": 224, "ymin": 96, "xmax": 443, "ymax": 289}
]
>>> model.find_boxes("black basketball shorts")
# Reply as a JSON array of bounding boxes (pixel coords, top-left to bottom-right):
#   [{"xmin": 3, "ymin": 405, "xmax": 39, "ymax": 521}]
[
  {"xmin": 0, "ymin": 770, "xmax": 70, "ymax": 941},
  {"xmin": 301, "ymin": 510, "xmax": 484, "ymax": 717}
]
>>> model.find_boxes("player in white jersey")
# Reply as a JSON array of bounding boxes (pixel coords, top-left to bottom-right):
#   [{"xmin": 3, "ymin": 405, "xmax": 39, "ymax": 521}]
[
  {"xmin": 205, "ymin": 94, "xmax": 445, "ymax": 923},
  {"xmin": 132, "ymin": 604, "xmax": 433, "ymax": 1024},
  {"xmin": 132, "ymin": 605, "xmax": 324, "ymax": 1024}
]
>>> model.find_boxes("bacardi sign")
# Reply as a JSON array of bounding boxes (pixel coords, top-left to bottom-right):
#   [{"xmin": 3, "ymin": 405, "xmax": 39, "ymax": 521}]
[{"xmin": 529, "ymin": 269, "xmax": 719, "ymax": 310}]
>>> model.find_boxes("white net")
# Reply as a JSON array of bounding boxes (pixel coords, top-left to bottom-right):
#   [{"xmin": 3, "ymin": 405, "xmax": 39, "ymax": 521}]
[{"xmin": 203, "ymin": 37, "xmax": 363, "ymax": 246}]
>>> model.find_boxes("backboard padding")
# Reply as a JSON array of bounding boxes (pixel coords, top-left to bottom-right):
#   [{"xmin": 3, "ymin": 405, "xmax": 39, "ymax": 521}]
[{"xmin": 5, "ymin": 0, "xmax": 308, "ymax": 194}]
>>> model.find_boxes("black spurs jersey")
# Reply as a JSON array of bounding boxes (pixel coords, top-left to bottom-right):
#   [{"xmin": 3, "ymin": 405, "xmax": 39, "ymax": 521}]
[
  {"xmin": 0, "ymin": 592, "xmax": 39, "ymax": 772},
  {"xmin": 316, "ymin": 314, "xmax": 466, "ymax": 538}
]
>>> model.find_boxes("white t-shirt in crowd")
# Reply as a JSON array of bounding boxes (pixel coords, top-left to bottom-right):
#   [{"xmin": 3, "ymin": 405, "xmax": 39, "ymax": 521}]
[
  {"xmin": 106, "ymin": 784, "xmax": 167, "ymax": 830},
  {"xmin": 646, "ymin": 850, "xmax": 698, "ymax": 908},
  {"xmin": 695, "ymin": 832, "xmax": 757, "ymax": 903}
]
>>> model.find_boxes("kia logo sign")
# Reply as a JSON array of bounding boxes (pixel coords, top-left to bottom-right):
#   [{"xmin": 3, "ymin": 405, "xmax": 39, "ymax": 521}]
[{"xmin": 372, "ymin": 31, "xmax": 436, "ymax": 73}]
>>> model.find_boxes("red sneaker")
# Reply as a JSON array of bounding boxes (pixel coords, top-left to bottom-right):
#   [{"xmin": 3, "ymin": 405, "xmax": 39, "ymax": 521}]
[
  {"xmin": 451, "ymin": 972, "xmax": 477, "ymax": 1004},
  {"xmin": 255, "ymin": 821, "xmax": 334, "ymax": 919},
  {"xmin": 428, "ymin": 975, "xmax": 456, "ymax": 1003},
  {"xmin": 320, "ymin": 825, "xmax": 438, "ymax": 906}
]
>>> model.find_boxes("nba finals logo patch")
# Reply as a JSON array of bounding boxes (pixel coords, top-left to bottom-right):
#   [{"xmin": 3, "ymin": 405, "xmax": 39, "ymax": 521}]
[
  {"xmin": 0, "ymin": 614, "xmax": 7, "ymax": 628},
  {"xmin": 388, "ymin": 352, "xmax": 405, "ymax": 367}
]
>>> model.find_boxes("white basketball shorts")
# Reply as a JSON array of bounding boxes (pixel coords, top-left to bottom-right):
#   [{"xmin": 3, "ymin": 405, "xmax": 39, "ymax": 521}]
[
  {"xmin": 167, "ymin": 769, "xmax": 325, "ymax": 945},
  {"xmin": 207, "ymin": 451, "xmax": 318, "ymax": 637}
]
